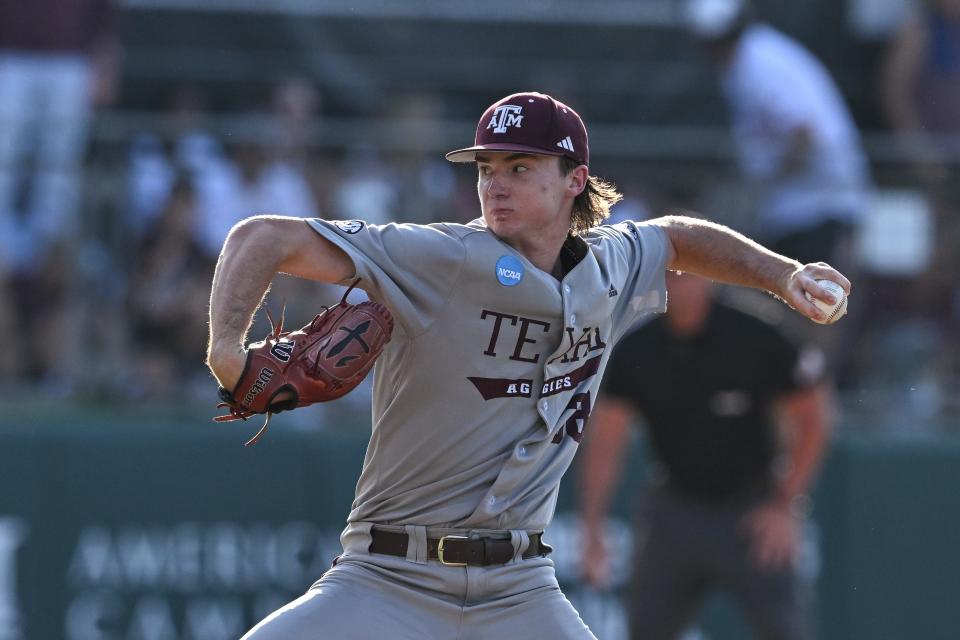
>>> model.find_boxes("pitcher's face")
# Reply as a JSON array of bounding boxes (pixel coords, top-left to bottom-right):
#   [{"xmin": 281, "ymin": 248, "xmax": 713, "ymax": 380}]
[{"xmin": 476, "ymin": 152, "xmax": 575, "ymax": 245}]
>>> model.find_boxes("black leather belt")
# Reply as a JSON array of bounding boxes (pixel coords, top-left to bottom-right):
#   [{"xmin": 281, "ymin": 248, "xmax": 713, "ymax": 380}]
[{"xmin": 369, "ymin": 528, "xmax": 551, "ymax": 567}]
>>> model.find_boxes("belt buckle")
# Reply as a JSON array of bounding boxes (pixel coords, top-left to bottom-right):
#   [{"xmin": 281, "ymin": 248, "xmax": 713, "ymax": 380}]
[{"xmin": 437, "ymin": 535, "xmax": 470, "ymax": 567}]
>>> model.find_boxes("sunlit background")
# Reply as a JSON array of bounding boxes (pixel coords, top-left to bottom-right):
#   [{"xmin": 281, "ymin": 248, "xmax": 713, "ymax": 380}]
[{"xmin": 1, "ymin": 0, "xmax": 958, "ymax": 638}]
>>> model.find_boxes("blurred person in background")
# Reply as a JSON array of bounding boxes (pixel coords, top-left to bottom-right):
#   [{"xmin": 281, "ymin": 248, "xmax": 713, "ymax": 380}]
[
  {"xmin": 131, "ymin": 79, "xmax": 322, "ymax": 264},
  {"xmin": 580, "ymin": 271, "xmax": 833, "ymax": 640},
  {"xmin": 126, "ymin": 79, "xmax": 329, "ymax": 378},
  {"xmin": 267, "ymin": 76, "xmax": 322, "ymax": 166},
  {"xmin": 0, "ymin": 0, "xmax": 120, "ymax": 387},
  {"xmin": 126, "ymin": 176, "xmax": 212, "ymax": 398},
  {"xmin": 127, "ymin": 85, "xmax": 224, "ymax": 238},
  {"xmin": 881, "ymin": 0, "xmax": 960, "ymax": 186},
  {"xmin": 388, "ymin": 92, "xmax": 461, "ymax": 224},
  {"xmin": 880, "ymin": 0, "xmax": 960, "ymax": 395},
  {"xmin": 683, "ymin": 0, "xmax": 869, "ymax": 266},
  {"xmin": 193, "ymin": 130, "xmax": 319, "ymax": 261},
  {"xmin": 330, "ymin": 144, "xmax": 399, "ymax": 225},
  {"xmin": 248, "ymin": 79, "xmax": 350, "ymax": 317},
  {"xmin": 683, "ymin": 0, "xmax": 870, "ymax": 385}
]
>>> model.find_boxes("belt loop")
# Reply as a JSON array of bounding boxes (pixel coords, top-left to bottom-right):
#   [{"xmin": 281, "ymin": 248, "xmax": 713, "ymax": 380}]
[
  {"xmin": 349, "ymin": 521, "xmax": 375, "ymax": 556},
  {"xmin": 509, "ymin": 530, "xmax": 530, "ymax": 563},
  {"xmin": 405, "ymin": 525, "xmax": 428, "ymax": 564}
]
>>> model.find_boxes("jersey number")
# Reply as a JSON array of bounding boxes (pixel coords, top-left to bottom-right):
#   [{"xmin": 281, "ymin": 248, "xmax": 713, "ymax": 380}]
[{"xmin": 552, "ymin": 392, "xmax": 591, "ymax": 444}]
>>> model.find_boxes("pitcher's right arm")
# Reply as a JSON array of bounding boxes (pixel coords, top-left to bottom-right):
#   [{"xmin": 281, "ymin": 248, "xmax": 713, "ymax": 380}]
[{"xmin": 206, "ymin": 215, "xmax": 354, "ymax": 389}]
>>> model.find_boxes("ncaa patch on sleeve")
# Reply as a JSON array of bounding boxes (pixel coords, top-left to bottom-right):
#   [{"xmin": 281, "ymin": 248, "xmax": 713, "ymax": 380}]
[{"xmin": 495, "ymin": 255, "xmax": 524, "ymax": 286}]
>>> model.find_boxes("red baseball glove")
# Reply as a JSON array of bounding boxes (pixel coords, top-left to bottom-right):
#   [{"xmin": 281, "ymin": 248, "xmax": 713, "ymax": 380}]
[{"xmin": 215, "ymin": 285, "xmax": 394, "ymax": 446}]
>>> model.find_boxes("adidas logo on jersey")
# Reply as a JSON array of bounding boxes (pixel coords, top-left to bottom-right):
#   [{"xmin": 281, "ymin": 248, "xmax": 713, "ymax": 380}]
[
  {"xmin": 556, "ymin": 136, "xmax": 575, "ymax": 152},
  {"xmin": 608, "ymin": 284, "xmax": 618, "ymax": 298}
]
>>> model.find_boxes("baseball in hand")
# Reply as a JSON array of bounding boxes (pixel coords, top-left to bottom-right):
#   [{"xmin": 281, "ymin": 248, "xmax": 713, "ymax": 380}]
[{"xmin": 806, "ymin": 279, "xmax": 847, "ymax": 324}]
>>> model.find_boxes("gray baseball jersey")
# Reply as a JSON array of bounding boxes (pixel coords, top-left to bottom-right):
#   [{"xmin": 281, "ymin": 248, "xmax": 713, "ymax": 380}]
[
  {"xmin": 306, "ymin": 217, "xmax": 667, "ymax": 533},
  {"xmin": 243, "ymin": 217, "xmax": 668, "ymax": 640}
]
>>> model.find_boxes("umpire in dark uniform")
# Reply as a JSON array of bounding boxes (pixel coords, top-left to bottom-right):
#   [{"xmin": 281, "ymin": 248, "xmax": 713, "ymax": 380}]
[{"xmin": 579, "ymin": 271, "xmax": 833, "ymax": 640}]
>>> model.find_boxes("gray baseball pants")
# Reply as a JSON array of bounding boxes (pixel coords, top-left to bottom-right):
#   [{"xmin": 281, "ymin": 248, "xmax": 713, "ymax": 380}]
[{"xmin": 242, "ymin": 523, "xmax": 596, "ymax": 640}]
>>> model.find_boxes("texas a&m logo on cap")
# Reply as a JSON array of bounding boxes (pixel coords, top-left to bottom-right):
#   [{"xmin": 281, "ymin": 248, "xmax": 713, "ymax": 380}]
[
  {"xmin": 445, "ymin": 91, "xmax": 589, "ymax": 166},
  {"xmin": 487, "ymin": 105, "xmax": 524, "ymax": 134}
]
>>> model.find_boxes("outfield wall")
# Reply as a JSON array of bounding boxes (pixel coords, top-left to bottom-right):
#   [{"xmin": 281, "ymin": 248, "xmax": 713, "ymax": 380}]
[{"xmin": 0, "ymin": 424, "xmax": 956, "ymax": 639}]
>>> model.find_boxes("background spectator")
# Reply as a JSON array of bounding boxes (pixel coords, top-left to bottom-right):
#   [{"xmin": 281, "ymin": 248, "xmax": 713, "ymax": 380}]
[
  {"xmin": 330, "ymin": 145, "xmax": 399, "ymax": 225},
  {"xmin": 127, "ymin": 85, "xmax": 223, "ymax": 239},
  {"xmin": 125, "ymin": 176, "xmax": 212, "ymax": 398},
  {"xmin": 880, "ymin": 0, "xmax": 960, "ymax": 394},
  {"xmin": 880, "ymin": 0, "xmax": 960, "ymax": 185},
  {"xmin": 0, "ymin": 0, "xmax": 120, "ymax": 388},
  {"xmin": 683, "ymin": 0, "xmax": 871, "ymax": 385}
]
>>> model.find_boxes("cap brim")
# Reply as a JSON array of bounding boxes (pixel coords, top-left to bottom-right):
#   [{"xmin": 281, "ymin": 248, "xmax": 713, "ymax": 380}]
[{"xmin": 445, "ymin": 143, "xmax": 567, "ymax": 163}]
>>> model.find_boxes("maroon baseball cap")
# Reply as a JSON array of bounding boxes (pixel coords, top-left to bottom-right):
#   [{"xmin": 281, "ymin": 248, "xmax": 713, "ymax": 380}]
[{"xmin": 445, "ymin": 92, "xmax": 589, "ymax": 166}]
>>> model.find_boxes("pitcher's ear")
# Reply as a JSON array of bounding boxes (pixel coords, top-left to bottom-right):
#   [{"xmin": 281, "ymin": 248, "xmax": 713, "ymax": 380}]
[{"xmin": 567, "ymin": 164, "xmax": 588, "ymax": 196}]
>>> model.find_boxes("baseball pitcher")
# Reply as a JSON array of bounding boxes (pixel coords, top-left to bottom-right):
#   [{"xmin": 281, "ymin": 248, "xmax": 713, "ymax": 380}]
[{"xmin": 206, "ymin": 91, "xmax": 850, "ymax": 639}]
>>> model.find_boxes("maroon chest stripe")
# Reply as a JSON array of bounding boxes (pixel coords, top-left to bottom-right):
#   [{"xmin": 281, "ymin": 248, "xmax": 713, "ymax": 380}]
[
  {"xmin": 541, "ymin": 355, "xmax": 602, "ymax": 397},
  {"xmin": 467, "ymin": 377, "xmax": 534, "ymax": 400},
  {"xmin": 467, "ymin": 354, "xmax": 603, "ymax": 402}
]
